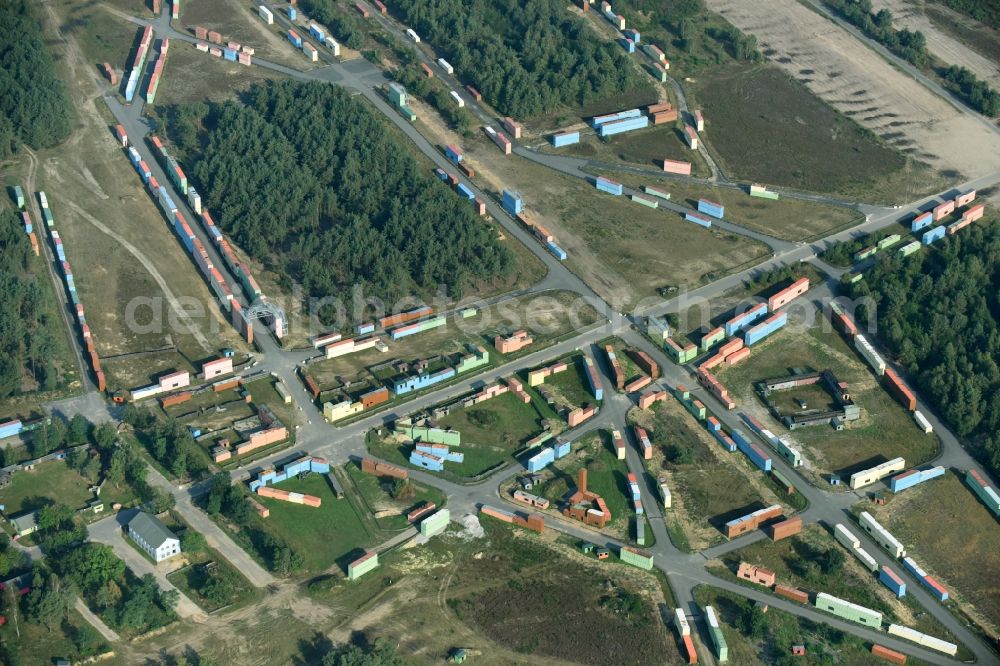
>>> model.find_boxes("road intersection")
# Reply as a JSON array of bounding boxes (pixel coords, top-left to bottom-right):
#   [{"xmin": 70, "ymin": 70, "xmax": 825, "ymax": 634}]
[{"xmin": 44, "ymin": 4, "xmax": 1000, "ymax": 663}]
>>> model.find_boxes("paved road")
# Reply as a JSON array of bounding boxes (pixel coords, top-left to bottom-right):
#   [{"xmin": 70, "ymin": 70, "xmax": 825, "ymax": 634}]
[
  {"xmin": 143, "ymin": 465, "xmax": 276, "ymax": 588},
  {"xmin": 74, "ymin": 597, "xmax": 121, "ymax": 643},
  {"xmin": 87, "ymin": 516, "xmax": 204, "ymax": 621},
  {"xmin": 51, "ymin": 5, "xmax": 1000, "ymax": 663},
  {"xmin": 803, "ymin": 0, "xmax": 1000, "ymax": 137}
]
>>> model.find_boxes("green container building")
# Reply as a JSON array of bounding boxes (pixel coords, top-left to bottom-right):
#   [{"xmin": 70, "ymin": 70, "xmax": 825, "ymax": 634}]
[
  {"xmin": 347, "ymin": 551, "xmax": 379, "ymax": 581},
  {"xmin": 397, "ymin": 423, "xmax": 461, "ymax": 447},
  {"xmin": 876, "ymin": 233, "xmax": 901, "ymax": 250},
  {"xmin": 635, "ymin": 517, "xmax": 646, "ymax": 546},
  {"xmin": 748, "ymin": 184, "xmax": 779, "ymax": 200},
  {"xmin": 420, "ymin": 508, "xmax": 450, "ymax": 537},
  {"xmin": 898, "ymin": 240, "xmax": 921, "ymax": 257},
  {"xmin": 525, "ymin": 431, "xmax": 554, "ymax": 449},
  {"xmin": 12, "ymin": 185, "xmax": 25, "ymax": 209},
  {"xmin": 854, "ymin": 246, "xmax": 877, "ymax": 261},
  {"xmin": 619, "ymin": 546, "xmax": 654, "ymax": 570},
  {"xmin": 399, "ymin": 105, "xmax": 417, "ymax": 122},
  {"xmin": 631, "ymin": 193, "xmax": 658, "ymax": 209},
  {"xmin": 844, "ymin": 272, "xmax": 863, "ymax": 284},
  {"xmin": 646, "ymin": 63, "xmax": 667, "ymax": 82},
  {"xmin": 682, "ymin": 397, "xmax": 706, "ymax": 420},
  {"xmin": 813, "ymin": 592, "xmax": 883, "ymax": 627},
  {"xmin": 644, "ymin": 185, "xmax": 671, "ymax": 201},
  {"xmin": 460, "ymin": 307, "xmax": 477, "ymax": 318},
  {"xmin": 700, "ymin": 327, "xmax": 726, "ymax": 351}
]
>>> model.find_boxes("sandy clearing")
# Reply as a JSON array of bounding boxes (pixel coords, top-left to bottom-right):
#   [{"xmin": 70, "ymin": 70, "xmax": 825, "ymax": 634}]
[
  {"xmin": 705, "ymin": 0, "xmax": 1000, "ymax": 178},
  {"xmin": 872, "ymin": 0, "xmax": 1000, "ymax": 90}
]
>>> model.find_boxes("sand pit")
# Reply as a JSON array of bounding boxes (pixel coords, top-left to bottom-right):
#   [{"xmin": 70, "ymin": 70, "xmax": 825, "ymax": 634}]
[
  {"xmin": 872, "ymin": 0, "xmax": 1000, "ymax": 90},
  {"xmin": 706, "ymin": 0, "xmax": 1000, "ymax": 178}
]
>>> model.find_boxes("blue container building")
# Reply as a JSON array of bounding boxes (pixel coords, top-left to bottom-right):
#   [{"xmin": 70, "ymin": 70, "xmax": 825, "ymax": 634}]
[
  {"xmin": 287, "ymin": 6, "xmax": 297, "ymax": 19},
  {"xmin": 621, "ymin": 38, "xmax": 635, "ymax": 53},
  {"xmin": 591, "ymin": 108, "xmax": 642, "ymax": 127},
  {"xmin": 444, "ymin": 145, "xmax": 463, "ymax": 163},
  {"xmin": 547, "ymin": 241, "xmax": 567, "ymax": 261},
  {"xmin": 555, "ymin": 441, "xmax": 571, "ymax": 459},
  {"xmin": 697, "ymin": 199, "xmax": 725, "ymax": 219},
  {"xmin": 879, "ymin": 566, "xmax": 907, "ymax": 598},
  {"xmin": 595, "ymin": 176, "xmax": 623, "ymax": 196},
  {"xmin": 456, "ymin": 183, "xmax": 475, "ymax": 200},
  {"xmin": 744, "ymin": 312, "xmax": 788, "ymax": 346},
  {"xmin": 502, "ymin": 190, "xmax": 523, "ymax": 215},
  {"xmin": 922, "ymin": 225, "xmax": 946, "ymax": 245},
  {"xmin": 685, "ymin": 212, "xmax": 712, "ymax": 228},
  {"xmin": 598, "ymin": 115, "xmax": 649, "ymax": 137},
  {"xmin": 911, "ymin": 211, "xmax": 933, "ymax": 232},
  {"xmin": 551, "ymin": 131, "xmax": 580, "ymax": 147},
  {"xmin": 526, "ymin": 446, "xmax": 556, "ymax": 472},
  {"xmin": 624, "ymin": 28, "xmax": 640, "ymax": 43},
  {"xmin": 711, "ymin": 429, "xmax": 737, "ymax": 452}
]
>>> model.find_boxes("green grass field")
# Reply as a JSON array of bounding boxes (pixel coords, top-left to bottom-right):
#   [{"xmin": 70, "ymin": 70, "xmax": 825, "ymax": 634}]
[
  {"xmin": 0, "ymin": 460, "xmax": 94, "ymax": 515},
  {"xmin": 0, "ymin": 606, "xmax": 112, "ymax": 666},
  {"xmin": 346, "ymin": 463, "xmax": 445, "ymax": 531},
  {"xmin": 368, "ymin": 387, "xmax": 555, "ymax": 480},
  {"xmin": 167, "ymin": 544, "xmax": 262, "ymax": 613},
  {"xmin": 689, "ymin": 63, "xmax": 947, "ymax": 203},
  {"xmin": 535, "ymin": 432, "xmax": 636, "ymax": 539},
  {"xmin": 868, "ymin": 471, "xmax": 1000, "ymax": 641},
  {"xmin": 716, "ymin": 325, "xmax": 939, "ymax": 483},
  {"xmin": 531, "ymin": 352, "xmax": 601, "ymax": 411},
  {"xmin": 254, "ymin": 474, "xmax": 376, "ymax": 574}
]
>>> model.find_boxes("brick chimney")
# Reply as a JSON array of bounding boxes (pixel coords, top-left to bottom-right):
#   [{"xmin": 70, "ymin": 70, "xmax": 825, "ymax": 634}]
[{"xmin": 577, "ymin": 467, "xmax": 588, "ymax": 495}]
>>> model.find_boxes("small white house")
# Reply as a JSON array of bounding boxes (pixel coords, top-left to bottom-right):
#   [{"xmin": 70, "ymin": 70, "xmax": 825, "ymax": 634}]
[{"xmin": 126, "ymin": 512, "xmax": 180, "ymax": 563}]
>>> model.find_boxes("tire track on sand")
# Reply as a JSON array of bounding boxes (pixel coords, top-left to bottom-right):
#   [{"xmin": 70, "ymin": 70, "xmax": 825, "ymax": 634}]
[{"xmin": 62, "ymin": 200, "xmax": 215, "ymax": 353}]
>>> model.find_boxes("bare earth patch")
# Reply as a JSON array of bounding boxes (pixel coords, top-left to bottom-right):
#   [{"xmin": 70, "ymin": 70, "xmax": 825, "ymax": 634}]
[{"xmin": 706, "ymin": 0, "xmax": 1000, "ymax": 178}]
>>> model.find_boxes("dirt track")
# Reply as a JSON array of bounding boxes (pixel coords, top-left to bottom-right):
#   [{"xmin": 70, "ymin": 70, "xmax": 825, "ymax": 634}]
[
  {"xmin": 872, "ymin": 0, "xmax": 1000, "ymax": 90},
  {"xmin": 706, "ymin": 0, "xmax": 1000, "ymax": 178}
]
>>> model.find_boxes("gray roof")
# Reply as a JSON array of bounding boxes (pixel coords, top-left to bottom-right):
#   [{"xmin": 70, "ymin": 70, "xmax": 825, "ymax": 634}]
[
  {"xmin": 11, "ymin": 512, "xmax": 37, "ymax": 532},
  {"xmin": 127, "ymin": 512, "xmax": 178, "ymax": 548}
]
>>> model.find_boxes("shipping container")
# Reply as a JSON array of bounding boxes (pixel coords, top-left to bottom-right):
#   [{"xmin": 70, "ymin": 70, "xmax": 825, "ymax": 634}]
[
  {"xmin": 287, "ymin": 30, "xmax": 302, "ymax": 48},
  {"xmin": 662, "ymin": 159, "xmax": 692, "ymax": 175},
  {"xmin": 910, "ymin": 211, "xmax": 933, "ymax": 232},
  {"xmin": 697, "ymin": 199, "xmax": 724, "ymax": 219},
  {"xmin": 879, "ymin": 566, "xmax": 907, "ymax": 597},
  {"xmin": 437, "ymin": 58, "xmax": 454, "ymax": 74},
  {"xmin": 685, "ymin": 211, "xmax": 712, "ymax": 228},
  {"xmin": 449, "ymin": 90, "xmax": 464, "ymax": 107},
  {"xmin": 595, "ymin": 176, "xmax": 623, "ymax": 196},
  {"xmin": 405, "ymin": 28, "xmax": 419, "ymax": 42},
  {"xmin": 258, "ymin": 5, "xmax": 274, "ymax": 23},
  {"xmin": 550, "ymin": 131, "xmax": 580, "ymax": 147},
  {"xmin": 921, "ymin": 225, "xmax": 946, "ymax": 245},
  {"xmin": 598, "ymin": 115, "xmax": 649, "ymax": 137}
]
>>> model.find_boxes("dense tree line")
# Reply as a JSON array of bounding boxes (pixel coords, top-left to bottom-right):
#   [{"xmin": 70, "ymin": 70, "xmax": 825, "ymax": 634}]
[
  {"xmin": 201, "ymin": 472, "xmax": 305, "ymax": 575},
  {"xmin": 943, "ymin": 0, "xmax": 1000, "ymax": 29},
  {"xmin": 389, "ymin": 0, "xmax": 650, "ymax": 118},
  {"xmin": 166, "ymin": 81, "xmax": 513, "ymax": 320},
  {"xmin": 0, "ymin": 210, "xmax": 64, "ymax": 398},
  {"xmin": 942, "ymin": 65, "xmax": 1000, "ymax": 116},
  {"xmin": 393, "ymin": 62, "xmax": 476, "ymax": 134},
  {"xmin": 0, "ymin": 0, "xmax": 73, "ymax": 158},
  {"xmin": 122, "ymin": 404, "xmax": 211, "ymax": 481},
  {"xmin": 299, "ymin": 0, "xmax": 366, "ymax": 49},
  {"xmin": 846, "ymin": 224, "xmax": 1000, "ymax": 477},
  {"xmin": 826, "ymin": 0, "xmax": 930, "ymax": 67},
  {"xmin": 827, "ymin": 0, "xmax": 999, "ymax": 116}
]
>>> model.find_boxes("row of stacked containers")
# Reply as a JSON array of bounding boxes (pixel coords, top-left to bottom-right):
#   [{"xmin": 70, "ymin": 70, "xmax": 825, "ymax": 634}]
[
  {"xmin": 145, "ymin": 38, "xmax": 169, "ymax": 104},
  {"xmin": 37, "ymin": 192, "xmax": 105, "ymax": 391},
  {"xmin": 125, "ymin": 26, "xmax": 153, "ymax": 103},
  {"xmin": 121, "ymin": 126, "xmax": 258, "ymax": 342}
]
